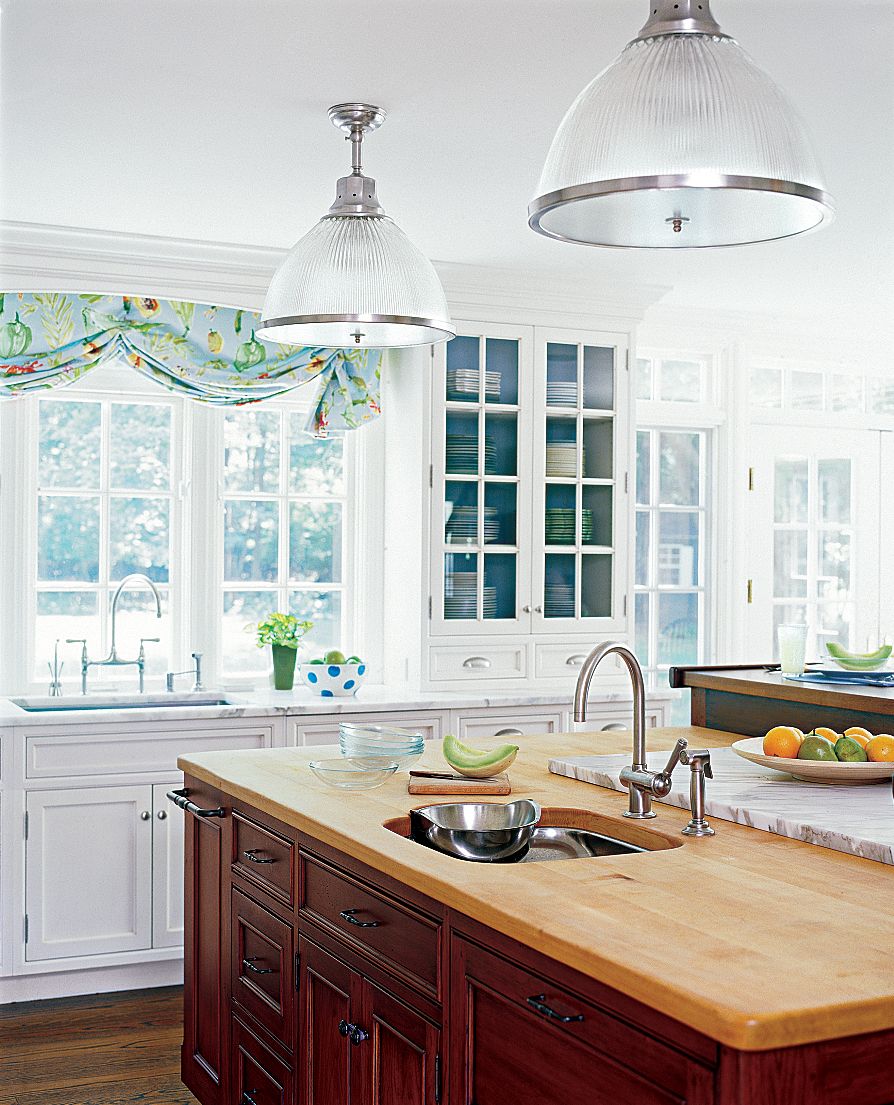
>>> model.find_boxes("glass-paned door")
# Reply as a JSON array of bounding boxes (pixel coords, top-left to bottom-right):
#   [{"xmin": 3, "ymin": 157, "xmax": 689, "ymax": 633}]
[
  {"xmin": 532, "ymin": 329, "xmax": 628, "ymax": 634},
  {"xmin": 746, "ymin": 426, "xmax": 881, "ymax": 660},
  {"xmin": 432, "ymin": 324, "xmax": 533, "ymax": 634}
]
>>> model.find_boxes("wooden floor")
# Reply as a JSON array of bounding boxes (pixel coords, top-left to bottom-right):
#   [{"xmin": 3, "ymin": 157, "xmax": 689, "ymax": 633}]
[{"xmin": 0, "ymin": 986, "xmax": 198, "ymax": 1105}]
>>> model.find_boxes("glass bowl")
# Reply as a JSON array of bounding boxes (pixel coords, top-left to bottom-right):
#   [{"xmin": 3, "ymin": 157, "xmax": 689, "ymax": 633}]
[{"xmin": 308, "ymin": 758, "xmax": 400, "ymax": 790}]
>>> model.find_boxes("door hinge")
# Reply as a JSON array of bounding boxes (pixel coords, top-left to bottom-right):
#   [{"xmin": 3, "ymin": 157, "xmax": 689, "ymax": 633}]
[
  {"xmin": 435, "ymin": 1053, "xmax": 442, "ymax": 1105},
  {"xmin": 24, "ymin": 914, "xmax": 29, "ymax": 944},
  {"xmin": 429, "ymin": 464, "xmax": 433, "ymax": 489},
  {"xmin": 23, "ymin": 810, "xmax": 28, "ymax": 840},
  {"xmin": 295, "ymin": 951, "xmax": 300, "ymax": 989},
  {"xmin": 625, "ymin": 349, "xmax": 630, "ymax": 372},
  {"xmin": 623, "ymin": 594, "xmax": 628, "ymax": 616},
  {"xmin": 747, "ymin": 466, "xmax": 754, "ymax": 491},
  {"xmin": 428, "ymin": 596, "xmax": 433, "ymax": 619},
  {"xmin": 747, "ymin": 579, "xmax": 753, "ymax": 604},
  {"xmin": 624, "ymin": 471, "xmax": 629, "ymax": 494}
]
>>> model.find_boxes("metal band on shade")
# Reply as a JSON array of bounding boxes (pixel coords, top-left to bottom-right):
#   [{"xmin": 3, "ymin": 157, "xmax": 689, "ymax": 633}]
[
  {"xmin": 528, "ymin": 173, "xmax": 836, "ymax": 248},
  {"xmin": 258, "ymin": 312, "xmax": 456, "ymax": 337}
]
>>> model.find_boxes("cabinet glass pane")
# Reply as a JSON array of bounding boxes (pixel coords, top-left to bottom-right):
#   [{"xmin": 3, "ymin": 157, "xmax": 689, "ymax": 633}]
[
  {"xmin": 484, "ymin": 554, "xmax": 515, "ymax": 619},
  {"xmin": 790, "ymin": 370, "xmax": 823, "ymax": 410},
  {"xmin": 545, "ymin": 416, "xmax": 577, "ymax": 478},
  {"xmin": 582, "ymin": 485, "xmax": 612, "ymax": 546},
  {"xmin": 39, "ymin": 400, "xmax": 101, "ymax": 489},
  {"xmin": 544, "ymin": 553, "xmax": 575, "ymax": 618},
  {"xmin": 38, "ymin": 495, "xmax": 100, "ymax": 581},
  {"xmin": 581, "ymin": 554, "xmax": 612, "ymax": 618},
  {"xmin": 583, "ymin": 346, "xmax": 614, "ymax": 410},
  {"xmin": 818, "ymin": 459, "xmax": 851, "ymax": 524},
  {"xmin": 750, "ymin": 367, "xmax": 783, "ymax": 408},
  {"xmin": 659, "ymin": 359, "xmax": 701, "ymax": 403},
  {"xmin": 636, "ymin": 358, "xmax": 653, "ymax": 400},
  {"xmin": 658, "ymin": 511, "xmax": 699, "ymax": 587},
  {"xmin": 830, "ymin": 375, "xmax": 862, "ymax": 413},
  {"xmin": 444, "ymin": 481, "xmax": 478, "ymax": 546},
  {"xmin": 484, "ymin": 483, "xmax": 516, "ymax": 546},
  {"xmin": 546, "ymin": 343, "xmax": 577, "ymax": 407},
  {"xmin": 636, "ymin": 431, "xmax": 651, "ymax": 504},
  {"xmin": 484, "ymin": 412, "xmax": 517, "ymax": 476},
  {"xmin": 659, "ymin": 432, "xmax": 700, "ymax": 506},
  {"xmin": 582, "ymin": 418, "xmax": 612, "ymax": 480},
  {"xmin": 635, "ymin": 592, "xmax": 650, "ymax": 665},
  {"xmin": 657, "ymin": 592, "xmax": 698, "ymax": 665},
  {"xmin": 774, "ymin": 458, "xmax": 808, "ymax": 523},
  {"xmin": 444, "ymin": 551, "xmax": 478, "ymax": 620},
  {"xmin": 445, "ymin": 411, "xmax": 479, "ymax": 475},
  {"xmin": 869, "ymin": 378, "xmax": 894, "ymax": 414},
  {"xmin": 446, "ymin": 335, "xmax": 480, "ymax": 402},
  {"xmin": 818, "ymin": 530, "xmax": 850, "ymax": 598},
  {"xmin": 545, "ymin": 484, "xmax": 576, "ymax": 545},
  {"xmin": 485, "ymin": 338, "xmax": 518, "ymax": 405},
  {"xmin": 635, "ymin": 512, "xmax": 649, "ymax": 586}
]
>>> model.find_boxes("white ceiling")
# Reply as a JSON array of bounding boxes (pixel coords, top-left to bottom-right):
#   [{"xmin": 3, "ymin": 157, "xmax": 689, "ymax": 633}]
[{"xmin": 2, "ymin": 0, "xmax": 893, "ymax": 332}]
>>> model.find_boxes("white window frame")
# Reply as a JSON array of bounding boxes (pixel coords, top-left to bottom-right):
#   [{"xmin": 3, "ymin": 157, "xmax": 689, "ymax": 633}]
[{"xmin": 0, "ymin": 361, "xmax": 375, "ymax": 695}]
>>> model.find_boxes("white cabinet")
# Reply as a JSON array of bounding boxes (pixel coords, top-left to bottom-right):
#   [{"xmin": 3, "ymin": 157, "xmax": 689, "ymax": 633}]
[
  {"xmin": 25, "ymin": 785, "xmax": 154, "ymax": 961},
  {"xmin": 452, "ymin": 709, "xmax": 566, "ymax": 741},
  {"xmin": 151, "ymin": 782, "xmax": 184, "ymax": 949},
  {"xmin": 291, "ymin": 709, "xmax": 446, "ymax": 747}
]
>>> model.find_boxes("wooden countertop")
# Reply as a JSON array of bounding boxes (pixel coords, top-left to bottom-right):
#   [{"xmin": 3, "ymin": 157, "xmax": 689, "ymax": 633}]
[
  {"xmin": 179, "ymin": 727, "xmax": 894, "ymax": 1053},
  {"xmin": 676, "ymin": 666, "xmax": 894, "ymax": 715}
]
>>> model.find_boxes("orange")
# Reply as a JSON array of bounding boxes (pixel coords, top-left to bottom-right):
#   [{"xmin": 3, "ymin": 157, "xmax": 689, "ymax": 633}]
[
  {"xmin": 813, "ymin": 727, "xmax": 839, "ymax": 744},
  {"xmin": 865, "ymin": 735, "xmax": 894, "ymax": 763},
  {"xmin": 763, "ymin": 726, "xmax": 804, "ymax": 759},
  {"xmin": 844, "ymin": 731, "xmax": 870, "ymax": 749},
  {"xmin": 845, "ymin": 726, "xmax": 873, "ymax": 741}
]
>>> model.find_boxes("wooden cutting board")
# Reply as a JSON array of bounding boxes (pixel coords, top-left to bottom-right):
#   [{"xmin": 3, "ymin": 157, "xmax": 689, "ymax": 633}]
[{"xmin": 407, "ymin": 773, "xmax": 511, "ymax": 796}]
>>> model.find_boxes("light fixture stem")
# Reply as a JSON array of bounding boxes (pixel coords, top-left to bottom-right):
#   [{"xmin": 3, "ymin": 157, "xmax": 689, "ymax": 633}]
[{"xmin": 349, "ymin": 125, "xmax": 364, "ymax": 175}]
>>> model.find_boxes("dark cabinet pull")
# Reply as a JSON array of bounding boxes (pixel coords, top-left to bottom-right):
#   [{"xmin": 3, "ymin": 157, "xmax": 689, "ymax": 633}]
[
  {"xmin": 526, "ymin": 993, "xmax": 585, "ymax": 1023},
  {"xmin": 166, "ymin": 787, "xmax": 224, "ymax": 818},
  {"xmin": 350, "ymin": 1026, "xmax": 369, "ymax": 1046},
  {"xmin": 338, "ymin": 1018, "xmax": 355, "ymax": 1038},
  {"xmin": 242, "ymin": 848, "xmax": 274, "ymax": 864},
  {"xmin": 241, "ymin": 1091, "xmax": 258, "ymax": 1105},
  {"xmin": 242, "ymin": 956, "xmax": 274, "ymax": 976},
  {"xmin": 339, "ymin": 908, "xmax": 381, "ymax": 928}
]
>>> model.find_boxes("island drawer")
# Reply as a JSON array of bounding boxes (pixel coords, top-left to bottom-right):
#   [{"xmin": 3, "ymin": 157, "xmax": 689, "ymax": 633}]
[
  {"xmin": 231, "ymin": 1013, "xmax": 294, "ymax": 1105},
  {"xmin": 453, "ymin": 937, "xmax": 714, "ymax": 1104},
  {"xmin": 231, "ymin": 888, "xmax": 296, "ymax": 1053},
  {"xmin": 232, "ymin": 812, "xmax": 295, "ymax": 908},
  {"xmin": 299, "ymin": 853, "xmax": 441, "ymax": 999}
]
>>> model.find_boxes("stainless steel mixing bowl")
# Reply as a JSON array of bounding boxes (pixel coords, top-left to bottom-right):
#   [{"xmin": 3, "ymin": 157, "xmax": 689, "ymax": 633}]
[{"xmin": 409, "ymin": 799, "xmax": 542, "ymax": 862}]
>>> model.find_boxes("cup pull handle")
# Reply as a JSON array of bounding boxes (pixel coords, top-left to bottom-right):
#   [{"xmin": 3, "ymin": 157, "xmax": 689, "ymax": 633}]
[
  {"xmin": 494, "ymin": 728, "xmax": 523, "ymax": 738},
  {"xmin": 566, "ymin": 654, "xmax": 587, "ymax": 667},
  {"xmin": 526, "ymin": 993, "xmax": 585, "ymax": 1024},
  {"xmin": 462, "ymin": 656, "xmax": 491, "ymax": 670},
  {"xmin": 340, "ymin": 908, "xmax": 381, "ymax": 929}
]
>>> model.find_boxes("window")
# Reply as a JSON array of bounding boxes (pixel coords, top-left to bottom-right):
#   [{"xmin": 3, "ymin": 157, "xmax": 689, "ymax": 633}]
[
  {"xmin": 221, "ymin": 408, "xmax": 349, "ymax": 679},
  {"xmin": 33, "ymin": 396, "xmax": 179, "ymax": 684},
  {"xmin": 634, "ymin": 429, "xmax": 709, "ymax": 724},
  {"xmin": 636, "ymin": 356, "xmax": 707, "ymax": 404}
]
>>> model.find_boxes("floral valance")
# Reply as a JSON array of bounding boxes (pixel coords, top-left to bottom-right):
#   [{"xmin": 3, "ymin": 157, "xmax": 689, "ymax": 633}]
[{"xmin": 0, "ymin": 293, "xmax": 381, "ymax": 436}]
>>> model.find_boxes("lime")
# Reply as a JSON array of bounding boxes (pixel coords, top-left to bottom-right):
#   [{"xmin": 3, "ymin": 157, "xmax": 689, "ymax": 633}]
[
  {"xmin": 324, "ymin": 649, "xmax": 347, "ymax": 664},
  {"xmin": 797, "ymin": 735, "xmax": 839, "ymax": 761},
  {"xmin": 833, "ymin": 736, "xmax": 869, "ymax": 763}
]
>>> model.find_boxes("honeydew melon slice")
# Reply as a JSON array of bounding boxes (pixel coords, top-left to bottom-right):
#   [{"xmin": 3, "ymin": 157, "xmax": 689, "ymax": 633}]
[
  {"xmin": 826, "ymin": 642, "xmax": 892, "ymax": 670},
  {"xmin": 442, "ymin": 734, "xmax": 519, "ymax": 778}
]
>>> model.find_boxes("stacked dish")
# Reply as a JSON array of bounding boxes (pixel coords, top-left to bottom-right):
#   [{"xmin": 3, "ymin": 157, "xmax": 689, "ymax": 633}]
[
  {"xmin": 544, "ymin": 582, "xmax": 575, "ymax": 617},
  {"xmin": 447, "ymin": 368, "xmax": 500, "ymax": 401},
  {"xmin": 339, "ymin": 723, "xmax": 424, "ymax": 768},
  {"xmin": 547, "ymin": 380, "xmax": 577, "ymax": 406},
  {"xmin": 545, "ymin": 507, "xmax": 593, "ymax": 544},
  {"xmin": 545, "ymin": 441, "xmax": 581, "ymax": 477},
  {"xmin": 445, "ymin": 505, "xmax": 499, "ymax": 544},
  {"xmin": 445, "ymin": 435, "xmax": 497, "ymax": 474},
  {"xmin": 444, "ymin": 575, "xmax": 497, "ymax": 618}
]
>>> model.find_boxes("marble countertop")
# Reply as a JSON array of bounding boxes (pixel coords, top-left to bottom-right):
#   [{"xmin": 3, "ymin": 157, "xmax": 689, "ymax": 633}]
[{"xmin": 0, "ymin": 683, "xmax": 675, "ymax": 727}]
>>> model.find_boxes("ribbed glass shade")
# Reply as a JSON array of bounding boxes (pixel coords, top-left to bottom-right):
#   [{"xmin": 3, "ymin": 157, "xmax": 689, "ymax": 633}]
[
  {"xmin": 259, "ymin": 215, "xmax": 454, "ymax": 348},
  {"xmin": 529, "ymin": 34, "xmax": 834, "ymax": 248}
]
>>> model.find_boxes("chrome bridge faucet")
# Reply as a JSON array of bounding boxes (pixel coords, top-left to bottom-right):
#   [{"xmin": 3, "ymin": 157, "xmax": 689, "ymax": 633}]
[{"xmin": 572, "ymin": 641, "xmax": 687, "ymax": 819}]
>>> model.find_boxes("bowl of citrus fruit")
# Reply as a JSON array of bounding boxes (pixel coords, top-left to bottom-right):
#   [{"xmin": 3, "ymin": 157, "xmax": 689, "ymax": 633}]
[{"xmin": 732, "ymin": 725, "xmax": 894, "ymax": 783}]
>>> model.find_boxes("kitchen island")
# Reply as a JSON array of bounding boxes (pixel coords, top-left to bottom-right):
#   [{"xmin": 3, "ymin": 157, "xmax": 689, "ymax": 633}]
[{"xmin": 177, "ymin": 727, "xmax": 894, "ymax": 1105}]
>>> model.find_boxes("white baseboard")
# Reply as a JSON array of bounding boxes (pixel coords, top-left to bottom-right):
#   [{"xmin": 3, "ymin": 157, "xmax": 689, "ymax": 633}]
[{"xmin": 0, "ymin": 958, "xmax": 183, "ymax": 1004}]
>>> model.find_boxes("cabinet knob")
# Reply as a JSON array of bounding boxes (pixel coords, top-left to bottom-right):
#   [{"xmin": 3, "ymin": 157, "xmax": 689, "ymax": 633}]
[
  {"xmin": 522, "ymin": 604, "xmax": 532, "ymax": 613},
  {"xmin": 534, "ymin": 605, "xmax": 543, "ymax": 613},
  {"xmin": 140, "ymin": 811, "xmax": 151, "ymax": 821},
  {"xmin": 462, "ymin": 656, "xmax": 491, "ymax": 670},
  {"xmin": 157, "ymin": 810, "xmax": 167, "ymax": 820},
  {"xmin": 338, "ymin": 1019, "xmax": 355, "ymax": 1038},
  {"xmin": 350, "ymin": 1025, "xmax": 370, "ymax": 1046}
]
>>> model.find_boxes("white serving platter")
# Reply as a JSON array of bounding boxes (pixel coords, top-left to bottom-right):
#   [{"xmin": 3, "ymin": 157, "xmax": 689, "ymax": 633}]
[{"xmin": 731, "ymin": 737, "xmax": 894, "ymax": 785}]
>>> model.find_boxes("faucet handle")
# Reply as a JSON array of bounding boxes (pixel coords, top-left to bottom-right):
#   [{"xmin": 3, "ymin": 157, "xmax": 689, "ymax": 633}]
[{"xmin": 660, "ymin": 738, "xmax": 688, "ymax": 777}]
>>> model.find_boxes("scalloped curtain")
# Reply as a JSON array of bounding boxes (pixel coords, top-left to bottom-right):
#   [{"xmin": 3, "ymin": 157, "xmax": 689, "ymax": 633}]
[{"xmin": 0, "ymin": 293, "xmax": 382, "ymax": 437}]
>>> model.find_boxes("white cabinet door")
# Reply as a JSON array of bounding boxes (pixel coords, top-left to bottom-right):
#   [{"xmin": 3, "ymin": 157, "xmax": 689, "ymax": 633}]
[
  {"xmin": 25, "ymin": 785, "xmax": 153, "ymax": 961},
  {"xmin": 152, "ymin": 782, "xmax": 183, "ymax": 949}
]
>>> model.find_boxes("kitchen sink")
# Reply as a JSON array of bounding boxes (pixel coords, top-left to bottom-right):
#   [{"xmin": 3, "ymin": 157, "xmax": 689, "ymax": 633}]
[
  {"xmin": 9, "ymin": 692, "xmax": 239, "ymax": 713},
  {"xmin": 384, "ymin": 806, "xmax": 681, "ymax": 862}
]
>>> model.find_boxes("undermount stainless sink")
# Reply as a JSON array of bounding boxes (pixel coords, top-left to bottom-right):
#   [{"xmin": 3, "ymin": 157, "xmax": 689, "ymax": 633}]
[{"xmin": 10, "ymin": 692, "xmax": 238, "ymax": 713}]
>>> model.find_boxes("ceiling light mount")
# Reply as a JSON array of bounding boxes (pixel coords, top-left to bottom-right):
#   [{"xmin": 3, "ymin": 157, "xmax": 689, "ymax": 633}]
[
  {"xmin": 326, "ymin": 103, "xmax": 387, "ymax": 216},
  {"xmin": 631, "ymin": 0, "xmax": 728, "ymax": 43}
]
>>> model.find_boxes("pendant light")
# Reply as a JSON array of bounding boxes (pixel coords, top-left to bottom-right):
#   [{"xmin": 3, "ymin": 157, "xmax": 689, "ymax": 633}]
[
  {"xmin": 528, "ymin": 0, "xmax": 834, "ymax": 248},
  {"xmin": 259, "ymin": 104, "xmax": 454, "ymax": 348}
]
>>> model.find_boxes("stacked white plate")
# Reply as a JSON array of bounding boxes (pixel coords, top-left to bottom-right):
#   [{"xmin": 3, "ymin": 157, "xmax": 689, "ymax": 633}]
[
  {"xmin": 445, "ymin": 435, "xmax": 497, "ymax": 474},
  {"xmin": 339, "ymin": 723, "xmax": 424, "ymax": 769},
  {"xmin": 444, "ymin": 575, "xmax": 497, "ymax": 618},
  {"xmin": 544, "ymin": 582, "xmax": 575, "ymax": 617},
  {"xmin": 545, "ymin": 442, "xmax": 581, "ymax": 477},
  {"xmin": 545, "ymin": 507, "xmax": 594, "ymax": 544},
  {"xmin": 445, "ymin": 505, "xmax": 500, "ymax": 544},
  {"xmin": 547, "ymin": 381, "xmax": 577, "ymax": 406},
  {"xmin": 447, "ymin": 369, "xmax": 501, "ymax": 400}
]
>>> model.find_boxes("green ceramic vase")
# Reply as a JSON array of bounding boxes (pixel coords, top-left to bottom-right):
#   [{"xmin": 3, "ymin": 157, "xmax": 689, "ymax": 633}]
[{"xmin": 271, "ymin": 644, "xmax": 297, "ymax": 690}]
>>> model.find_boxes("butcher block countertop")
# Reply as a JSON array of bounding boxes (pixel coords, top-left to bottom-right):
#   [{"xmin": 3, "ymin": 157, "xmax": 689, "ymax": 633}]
[{"xmin": 179, "ymin": 727, "xmax": 894, "ymax": 1053}]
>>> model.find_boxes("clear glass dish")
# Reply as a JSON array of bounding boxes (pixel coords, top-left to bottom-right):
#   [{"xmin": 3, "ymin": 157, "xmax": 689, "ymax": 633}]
[
  {"xmin": 308, "ymin": 758, "xmax": 400, "ymax": 790},
  {"xmin": 339, "ymin": 740, "xmax": 423, "ymax": 769},
  {"xmin": 339, "ymin": 723, "xmax": 424, "ymax": 742}
]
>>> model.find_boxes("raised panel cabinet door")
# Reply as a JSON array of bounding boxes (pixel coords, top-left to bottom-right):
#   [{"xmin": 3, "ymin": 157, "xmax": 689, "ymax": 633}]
[
  {"xmin": 357, "ymin": 979, "xmax": 440, "ymax": 1105},
  {"xmin": 24, "ymin": 785, "xmax": 153, "ymax": 961},
  {"xmin": 300, "ymin": 937, "xmax": 363, "ymax": 1105},
  {"xmin": 181, "ymin": 780, "xmax": 227, "ymax": 1105},
  {"xmin": 152, "ymin": 781, "xmax": 184, "ymax": 948}
]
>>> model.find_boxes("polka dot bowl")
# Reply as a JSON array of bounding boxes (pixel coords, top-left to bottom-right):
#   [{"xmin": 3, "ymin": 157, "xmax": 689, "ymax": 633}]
[{"xmin": 299, "ymin": 661, "xmax": 367, "ymax": 698}]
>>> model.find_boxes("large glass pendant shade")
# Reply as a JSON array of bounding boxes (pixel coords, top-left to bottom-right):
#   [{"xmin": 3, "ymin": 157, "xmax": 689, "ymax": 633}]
[
  {"xmin": 260, "ymin": 104, "xmax": 454, "ymax": 349},
  {"xmin": 528, "ymin": 0, "xmax": 834, "ymax": 248}
]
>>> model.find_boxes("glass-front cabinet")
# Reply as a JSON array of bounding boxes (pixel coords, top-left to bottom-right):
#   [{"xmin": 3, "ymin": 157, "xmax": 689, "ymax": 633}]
[{"xmin": 430, "ymin": 322, "xmax": 629, "ymax": 645}]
